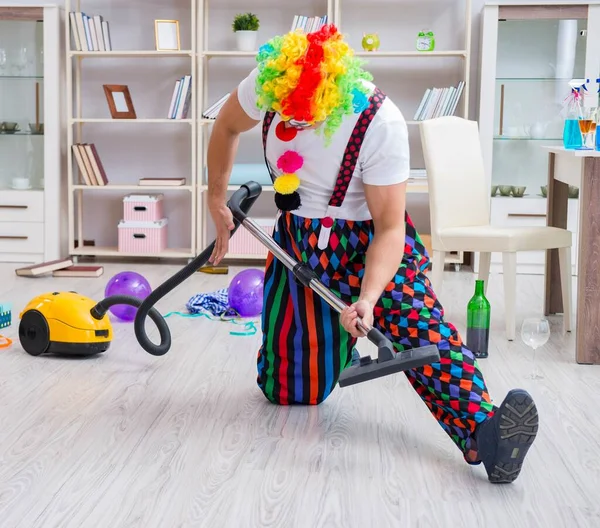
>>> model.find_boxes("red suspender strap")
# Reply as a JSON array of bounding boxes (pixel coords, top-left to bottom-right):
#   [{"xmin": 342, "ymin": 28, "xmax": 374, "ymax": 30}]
[
  {"xmin": 262, "ymin": 111, "xmax": 278, "ymax": 184},
  {"xmin": 328, "ymin": 87, "xmax": 386, "ymax": 207},
  {"xmin": 262, "ymin": 111, "xmax": 276, "ymax": 151}
]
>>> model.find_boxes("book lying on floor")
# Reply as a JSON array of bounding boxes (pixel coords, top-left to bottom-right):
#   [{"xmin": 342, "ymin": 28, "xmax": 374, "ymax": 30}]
[
  {"xmin": 15, "ymin": 258, "xmax": 73, "ymax": 277},
  {"xmin": 52, "ymin": 265, "xmax": 104, "ymax": 277}
]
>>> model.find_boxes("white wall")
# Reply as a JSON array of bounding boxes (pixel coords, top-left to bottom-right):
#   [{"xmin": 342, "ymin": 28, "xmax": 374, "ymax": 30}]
[{"xmin": 9, "ymin": 0, "xmax": 489, "ymax": 248}]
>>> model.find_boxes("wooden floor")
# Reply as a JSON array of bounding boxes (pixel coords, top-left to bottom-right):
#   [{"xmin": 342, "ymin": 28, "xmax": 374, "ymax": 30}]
[{"xmin": 0, "ymin": 262, "xmax": 599, "ymax": 528}]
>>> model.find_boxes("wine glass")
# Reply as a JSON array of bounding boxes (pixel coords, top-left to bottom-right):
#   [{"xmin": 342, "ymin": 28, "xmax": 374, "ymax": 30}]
[
  {"xmin": 578, "ymin": 107, "xmax": 597, "ymax": 149},
  {"xmin": 521, "ymin": 317, "xmax": 550, "ymax": 380},
  {"xmin": 11, "ymin": 46, "xmax": 28, "ymax": 75}
]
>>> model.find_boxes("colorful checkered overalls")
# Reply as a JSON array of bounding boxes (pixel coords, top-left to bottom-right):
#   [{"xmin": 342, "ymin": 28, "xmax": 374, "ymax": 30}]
[{"xmin": 256, "ymin": 88, "xmax": 496, "ymax": 459}]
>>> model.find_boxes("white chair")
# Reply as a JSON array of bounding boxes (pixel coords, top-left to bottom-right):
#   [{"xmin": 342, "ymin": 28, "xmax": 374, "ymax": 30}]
[{"xmin": 419, "ymin": 116, "xmax": 572, "ymax": 340}]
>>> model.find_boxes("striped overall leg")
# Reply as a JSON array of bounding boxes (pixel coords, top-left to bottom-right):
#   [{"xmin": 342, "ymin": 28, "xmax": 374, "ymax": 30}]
[{"xmin": 257, "ymin": 213, "xmax": 361, "ymax": 405}]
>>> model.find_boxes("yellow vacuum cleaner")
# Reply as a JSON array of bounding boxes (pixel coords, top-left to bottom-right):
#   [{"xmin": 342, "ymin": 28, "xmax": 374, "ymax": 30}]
[
  {"xmin": 19, "ymin": 292, "xmax": 113, "ymax": 356},
  {"xmin": 18, "ymin": 288, "xmax": 167, "ymax": 357},
  {"xmin": 18, "ymin": 182, "xmax": 440, "ymax": 386}
]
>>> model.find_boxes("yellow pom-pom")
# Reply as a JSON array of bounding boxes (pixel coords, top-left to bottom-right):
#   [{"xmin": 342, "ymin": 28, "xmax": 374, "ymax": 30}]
[{"xmin": 273, "ymin": 173, "xmax": 300, "ymax": 195}]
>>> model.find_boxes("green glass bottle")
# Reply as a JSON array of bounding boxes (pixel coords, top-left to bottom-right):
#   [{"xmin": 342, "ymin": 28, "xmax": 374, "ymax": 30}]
[{"xmin": 466, "ymin": 279, "xmax": 491, "ymax": 358}]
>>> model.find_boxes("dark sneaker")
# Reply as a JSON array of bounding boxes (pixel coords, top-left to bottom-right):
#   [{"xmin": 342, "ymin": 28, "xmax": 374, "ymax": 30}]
[{"xmin": 476, "ymin": 388, "xmax": 539, "ymax": 483}]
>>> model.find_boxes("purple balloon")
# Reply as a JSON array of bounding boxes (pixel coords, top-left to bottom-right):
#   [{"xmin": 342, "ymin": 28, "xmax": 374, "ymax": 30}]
[
  {"xmin": 104, "ymin": 271, "xmax": 152, "ymax": 322},
  {"xmin": 229, "ymin": 268, "xmax": 264, "ymax": 317}
]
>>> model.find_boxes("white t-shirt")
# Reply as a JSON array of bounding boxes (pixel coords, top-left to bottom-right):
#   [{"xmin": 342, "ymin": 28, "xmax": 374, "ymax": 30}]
[{"xmin": 236, "ymin": 68, "xmax": 410, "ymax": 221}]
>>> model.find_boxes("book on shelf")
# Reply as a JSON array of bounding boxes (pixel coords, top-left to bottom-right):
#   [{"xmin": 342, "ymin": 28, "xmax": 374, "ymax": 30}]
[
  {"xmin": 291, "ymin": 14, "xmax": 328, "ymax": 33},
  {"xmin": 15, "ymin": 258, "xmax": 73, "ymax": 277},
  {"xmin": 72, "ymin": 143, "xmax": 108, "ymax": 186},
  {"xmin": 138, "ymin": 178, "xmax": 186, "ymax": 186},
  {"xmin": 69, "ymin": 11, "xmax": 112, "ymax": 52},
  {"xmin": 52, "ymin": 265, "xmax": 104, "ymax": 278},
  {"xmin": 413, "ymin": 81, "xmax": 465, "ymax": 121},
  {"xmin": 202, "ymin": 93, "xmax": 230, "ymax": 120},
  {"xmin": 167, "ymin": 75, "xmax": 192, "ymax": 119}
]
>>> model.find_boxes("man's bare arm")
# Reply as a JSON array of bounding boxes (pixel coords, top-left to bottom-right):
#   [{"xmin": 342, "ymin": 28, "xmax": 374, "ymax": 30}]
[
  {"xmin": 207, "ymin": 88, "xmax": 260, "ymax": 207},
  {"xmin": 207, "ymin": 88, "xmax": 260, "ymax": 263},
  {"xmin": 359, "ymin": 181, "xmax": 407, "ymax": 306}
]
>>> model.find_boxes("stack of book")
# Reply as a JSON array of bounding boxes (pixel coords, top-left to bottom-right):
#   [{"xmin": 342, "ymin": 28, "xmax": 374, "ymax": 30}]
[
  {"xmin": 202, "ymin": 93, "xmax": 230, "ymax": 120},
  {"xmin": 290, "ymin": 15, "xmax": 328, "ymax": 33},
  {"xmin": 167, "ymin": 75, "xmax": 192, "ymax": 119},
  {"xmin": 413, "ymin": 81, "xmax": 465, "ymax": 121},
  {"xmin": 69, "ymin": 11, "xmax": 112, "ymax": 52},
  {"xmin": 72, "ymin": 143, "xmax": 109, "ymax": 186}
]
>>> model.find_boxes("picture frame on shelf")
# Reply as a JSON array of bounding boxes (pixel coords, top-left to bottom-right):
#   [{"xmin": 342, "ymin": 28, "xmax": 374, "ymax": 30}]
[
  {"xmin": 155, "ymin": 19, "xmax": 180, "ymax": 51},
  {"xmin": 103, "ymin": 84, "xmax": 136, "ymax": 119}
]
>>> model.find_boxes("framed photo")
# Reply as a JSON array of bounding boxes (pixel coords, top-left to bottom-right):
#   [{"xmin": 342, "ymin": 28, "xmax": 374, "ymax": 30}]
[
  {"xmin": 103, "ymin": 85, "xmax": 136, "ymax": 119},
  {"xmin": 155, "ymin": 20, "xmax": 180, "ymax": 51}
]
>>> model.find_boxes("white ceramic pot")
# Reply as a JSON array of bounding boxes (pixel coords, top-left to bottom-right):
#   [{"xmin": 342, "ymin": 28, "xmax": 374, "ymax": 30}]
[{"xmin": 235, "ymin": 30, "xmax": 257, "ymax": 52}]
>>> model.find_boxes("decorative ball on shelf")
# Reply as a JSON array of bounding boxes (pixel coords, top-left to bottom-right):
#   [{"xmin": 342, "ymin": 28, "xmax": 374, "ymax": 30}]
[
  {"xmin": 228, "ymin": 268, "xmax": 264, "ymax": 317},
  {"xmin": 361, "ymin": 33, "xmax": 380, "ymax": 52},
  {"xmin": 104, "ymin": 271, "xmax": 152, "ymax": 322}
]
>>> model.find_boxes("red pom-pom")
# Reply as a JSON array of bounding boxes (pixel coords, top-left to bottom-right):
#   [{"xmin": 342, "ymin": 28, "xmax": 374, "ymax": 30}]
[
  {"xmin": 277, "ymin": 150, "xmax": 304, "ymax": 173},
  {"xmin": 275, "ymin": 121, "xmax": 297, "ymax": 142}
]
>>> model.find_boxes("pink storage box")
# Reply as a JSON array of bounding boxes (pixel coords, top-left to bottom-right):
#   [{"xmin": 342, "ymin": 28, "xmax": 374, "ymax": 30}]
[
  {"xmin": 228, "ymin": 217, "xmax": 275, "ymax": 257},
  {"xmin": 118, "ymin": 218, "xmax": 168, "ymax": 254},
  {"xmin": 123, "ymin": 194, "xmax": 164, "ymax": 222}
]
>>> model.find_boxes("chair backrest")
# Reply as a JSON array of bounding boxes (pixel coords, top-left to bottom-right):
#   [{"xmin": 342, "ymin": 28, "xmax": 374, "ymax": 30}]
[{"xmin": 419, "ymin": 116, "xmax": 490, "ymax": 244}]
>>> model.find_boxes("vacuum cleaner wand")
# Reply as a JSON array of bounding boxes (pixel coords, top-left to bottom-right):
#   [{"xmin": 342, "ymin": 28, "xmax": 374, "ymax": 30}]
[
  {"xmin": 127, "ymin": 181, "xmax": 439, "ymax": 386},
  {"xmin": 228, "ymin": 183, "xmax": 441, "ymax": 387}
]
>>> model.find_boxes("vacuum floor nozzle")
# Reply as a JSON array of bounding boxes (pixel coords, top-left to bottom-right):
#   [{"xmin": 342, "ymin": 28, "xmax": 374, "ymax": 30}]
[{"xmin": 338, "ymin": 345, "xmax": 441, "ymax": 387}]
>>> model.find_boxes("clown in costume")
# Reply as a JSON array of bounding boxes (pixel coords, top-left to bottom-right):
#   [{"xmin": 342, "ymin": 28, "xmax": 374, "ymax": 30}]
[{"xmin": 207, "ymin": 25, "xmax": 538, "ymax": 484}]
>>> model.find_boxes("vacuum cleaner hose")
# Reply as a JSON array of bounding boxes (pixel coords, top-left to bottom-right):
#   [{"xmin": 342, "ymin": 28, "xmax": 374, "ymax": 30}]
[
  {"xmin": 127, "ymin": 182, "xmax": 263, "ymax": 356},
  {"xmin": 91, "ymin": 295, "xmax": 171, "ymax": 352}
]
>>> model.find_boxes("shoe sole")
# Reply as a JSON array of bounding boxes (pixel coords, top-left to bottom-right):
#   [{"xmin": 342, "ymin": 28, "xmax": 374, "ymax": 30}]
[{"xmin": 488, "ymin": 389, "xmax": 539, "ymax": 483}]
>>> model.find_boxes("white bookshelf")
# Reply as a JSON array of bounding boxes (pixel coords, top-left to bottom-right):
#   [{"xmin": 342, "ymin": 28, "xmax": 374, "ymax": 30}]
[
  {"xmin": 64, "ymin": 0, "xmax": 472, "ymax": 263},
  {"xmin": 65, "ymin": 0, "xmax": 198, "ymax": 261},
  {"xmin": 196, "ymin": 0, "xmax": 472, "ymax": 263}
]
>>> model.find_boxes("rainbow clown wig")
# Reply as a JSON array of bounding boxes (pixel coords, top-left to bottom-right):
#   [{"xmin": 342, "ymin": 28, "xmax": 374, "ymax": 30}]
[{"xmin": 254, "ymin": 24, "xmax": 373, "ymax": 142}]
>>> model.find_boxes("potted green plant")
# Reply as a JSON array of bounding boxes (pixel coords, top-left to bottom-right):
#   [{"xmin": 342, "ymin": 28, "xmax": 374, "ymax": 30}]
[{"xmin": 232, "ymin": 12, "xmax": 259, "ymax": 51}]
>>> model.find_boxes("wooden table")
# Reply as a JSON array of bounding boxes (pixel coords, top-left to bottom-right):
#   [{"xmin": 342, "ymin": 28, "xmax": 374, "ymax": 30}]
[{"xmin": 544, "ymin": 146, "xmax": 600, "ymax": 365}]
